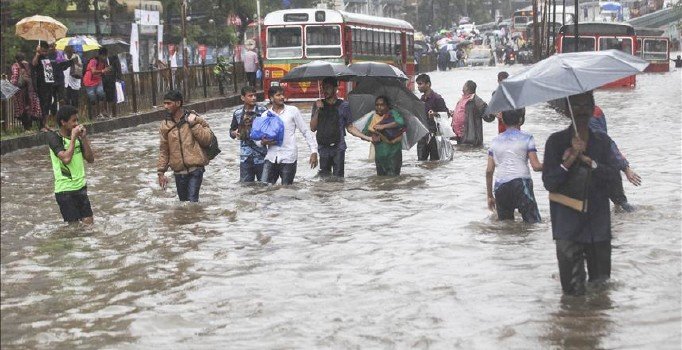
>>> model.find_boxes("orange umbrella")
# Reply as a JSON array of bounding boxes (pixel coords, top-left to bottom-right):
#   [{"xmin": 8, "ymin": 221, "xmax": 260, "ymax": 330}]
[{"xmin": 15, "ymin": 15, "xmax": 68, "ymax": 43}]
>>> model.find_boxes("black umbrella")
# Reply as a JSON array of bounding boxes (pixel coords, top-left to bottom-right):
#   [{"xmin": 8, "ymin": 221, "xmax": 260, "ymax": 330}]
[
  {"xmin": 100, "ymin": 38, "xmax": 130, "ymax": 56},
  {"xmin": 348, "ymin": 62, "xmax": 407, "ymax": 80},
  {"xmin": 280, "ymin": 60, "xmax": 356, "ymax": 82},
  {"xmin": 1, "ymin": 79, "xmax": 20, "ymax": 100}
]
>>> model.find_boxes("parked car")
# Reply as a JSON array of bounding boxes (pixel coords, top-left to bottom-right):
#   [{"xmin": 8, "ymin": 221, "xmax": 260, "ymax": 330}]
[{"xmin": 467, "ymin": 46, "xmax": 495, "ymax": 66}]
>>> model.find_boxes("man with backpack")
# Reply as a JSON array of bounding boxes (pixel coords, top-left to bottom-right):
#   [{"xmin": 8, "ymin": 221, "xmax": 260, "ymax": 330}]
[
  {"xmin": 230, "ymin": 86, "xmax": 268, "ymax": 182},
  {"xmin": 310, "ymin": 77, "xmax": 372, "ymax": 178},
  {"xmin": 157, "ymin": 90, "xmax": 216, "ymax": 202}
]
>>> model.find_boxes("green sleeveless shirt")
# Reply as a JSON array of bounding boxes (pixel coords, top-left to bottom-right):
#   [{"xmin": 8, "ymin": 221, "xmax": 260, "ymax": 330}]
[{"xmin": 48, "ymin": 132, "xmax": 86, "ymax": 193}]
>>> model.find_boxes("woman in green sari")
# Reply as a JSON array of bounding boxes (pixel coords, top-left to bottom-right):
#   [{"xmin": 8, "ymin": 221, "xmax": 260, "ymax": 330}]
[{"xmin": 363, "ymin": 96, "xmax": 406, "ymax": 176}]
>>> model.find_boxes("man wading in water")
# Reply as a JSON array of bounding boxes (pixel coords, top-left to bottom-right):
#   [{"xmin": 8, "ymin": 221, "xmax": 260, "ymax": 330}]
[
  {"xmin": 47, "ymin": 105, "xmax": 95, "ymax": 224},
  {"xmin": 542, "ymin": 91, "xmax": 621, "ymax": 296}
]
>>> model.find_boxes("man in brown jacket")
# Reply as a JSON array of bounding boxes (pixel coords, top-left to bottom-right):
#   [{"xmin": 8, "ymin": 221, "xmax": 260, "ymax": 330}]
[{"xmin": 157, "ymin": 90, "xmax": 213, "ymax": 202}]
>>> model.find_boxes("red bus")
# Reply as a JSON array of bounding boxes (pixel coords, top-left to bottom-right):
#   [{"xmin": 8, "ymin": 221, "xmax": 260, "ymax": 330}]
[
  {"xmin": 635, "ymin": 27, "xmax": 670, "ymax": 72},
  {"xmin": 556, "ymin": 23, "xmax": 638, "ymax": 87},
  {"xmin": 261, "ymin": 9, "xmax": 415, "ymax": 100}
]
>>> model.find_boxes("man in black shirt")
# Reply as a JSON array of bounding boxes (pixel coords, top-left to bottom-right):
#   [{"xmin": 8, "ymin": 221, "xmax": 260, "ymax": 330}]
[
  {"xmin": 542, "ymin": 91, "xmax": 621, "ymax": 295},
  {"xmin": 32, "ymin": 42, "xmax": 72, "ymax": 131}
]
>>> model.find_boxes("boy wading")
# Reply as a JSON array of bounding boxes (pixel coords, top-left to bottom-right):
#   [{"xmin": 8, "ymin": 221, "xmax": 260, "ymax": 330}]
[
  {"xmin": 47, "ymin": 105, "xmax": 95, "ymax": 224},
  {"xmin": 157, "ymin": 90, "xmax": 214, "ymax": 202},
  {"xmin": 230, "ymin": 86, "xmax": 268, "ymax": 182}
]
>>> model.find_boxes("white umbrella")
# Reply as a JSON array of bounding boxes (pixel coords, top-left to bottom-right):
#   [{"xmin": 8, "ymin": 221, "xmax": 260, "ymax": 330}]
[
  {"xmin": 485, "ymin": 50, "xmax": 649, "ymax": 131},
  {"xmin": 15, "ymin": 15, "xmax": 68, "ymax": 43}
]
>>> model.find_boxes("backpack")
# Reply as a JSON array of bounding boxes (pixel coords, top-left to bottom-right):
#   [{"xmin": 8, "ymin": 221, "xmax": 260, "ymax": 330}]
[
  {"xmin": 182, "ymin": 110, "xmax": 221, "ymax": 161},
  {"xmin": 316, "ymin": 100, "xmax": 343, "ymax": 147}
]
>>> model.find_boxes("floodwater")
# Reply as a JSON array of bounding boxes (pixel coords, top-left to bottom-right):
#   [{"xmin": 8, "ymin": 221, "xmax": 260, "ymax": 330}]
[{"xmin": 1, "ymin": 63, "xmax": 681, "ymax": 349}]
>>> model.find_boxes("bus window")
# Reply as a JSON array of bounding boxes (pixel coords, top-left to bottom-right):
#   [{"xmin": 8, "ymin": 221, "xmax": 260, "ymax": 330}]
[
  {"xmin": 513, "ymin": 16, "xmax": 529, "ymax": 28},
  {"xmin": 306, "ymin": 25, "xmax": 342, "ymax": 57},
  {"xmin": 636, "ymin": 38, "xmax": 642, "ymax": 56},
  {"xmin": 372, "ymin": 29, "xmax": 380, "ymax": 55},
  {"xmin": 267, "ymin": 27, "xmax": 302, "ymax": 58},
  {"xmin": 352, "ymin": 28, "xmax": 360, "ymax": 55},
  {"xmin": 643, "ymin": 39, "xmax": 668, "ymax": 60},
  {"xmin": 599, "ymin": 37, "xmax": 632, "ymax": 54},
  {"xmin": 561, "ymin": 37, "xmax": 596, "ymax": 52},
  {"xmin": 407, "ymin": 33, "xmax": 414, "ymax": 58},
  {"xmin": 362, "ymin": 29, "xmax": 369, "ymax": 55}
]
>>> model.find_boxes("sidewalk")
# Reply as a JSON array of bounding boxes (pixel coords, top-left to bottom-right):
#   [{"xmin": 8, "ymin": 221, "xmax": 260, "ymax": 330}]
[{"xmin": 0, "ymin": 92, "xmax": 261, "ymax": 155}]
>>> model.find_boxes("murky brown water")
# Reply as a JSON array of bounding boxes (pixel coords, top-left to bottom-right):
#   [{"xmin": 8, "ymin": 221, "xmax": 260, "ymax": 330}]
[{"xmin": 2, "ymin": 63, "xmax": 681, "ymax": 349}]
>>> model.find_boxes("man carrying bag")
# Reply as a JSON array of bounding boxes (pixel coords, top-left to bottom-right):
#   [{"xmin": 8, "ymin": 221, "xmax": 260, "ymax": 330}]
[{"xmin": 157, "ymin": 90, "xmax": 215, "ymax": 202}]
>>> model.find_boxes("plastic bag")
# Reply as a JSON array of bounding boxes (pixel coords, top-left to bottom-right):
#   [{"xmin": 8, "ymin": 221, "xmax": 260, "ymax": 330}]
[
  {"xmin": 256, "ymin": 69, "xmax": 262, "ymax": 79},
  {"xmin": 115, "ymin": 81, "xmax": 125, "ymax": 104},
  {"xmin": 250, "ymin": 111, "xmax": 284, "ymax": 146}
]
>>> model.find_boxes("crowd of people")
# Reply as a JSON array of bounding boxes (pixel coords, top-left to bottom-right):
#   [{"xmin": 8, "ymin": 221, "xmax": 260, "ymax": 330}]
[
  {"xmin": 45, "ymin": 66, "xmax": 642, "ymax": 296},
  {"xmin": 10, "ymin": 43, "xmax": 123, "ymax": 132}
]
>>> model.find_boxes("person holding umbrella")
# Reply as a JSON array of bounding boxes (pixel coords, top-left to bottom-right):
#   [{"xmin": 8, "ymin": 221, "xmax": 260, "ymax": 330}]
[
  {"xmin": 10, "ymin": 52, "xmax": 42, "ymax": 130},
  {"xmin": 310, "ymin": 77, "xmax": 372, "ymax": 178},
  {"xmin": 542, "ymin": 91, "xmax": 621, "ymax": 296},
  {"xmin": 32, "ymin": 42, "xmax": 73, "ymax": 131},
  {"xmin": 362, "ymin": 96, "xmax": 406, "ymax": 176}
]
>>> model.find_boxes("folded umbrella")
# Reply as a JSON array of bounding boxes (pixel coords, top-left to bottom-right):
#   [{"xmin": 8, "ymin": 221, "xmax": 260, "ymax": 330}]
[{"xmin": 15, "ymin": 15, "xmax": 67, "ymax": 43}]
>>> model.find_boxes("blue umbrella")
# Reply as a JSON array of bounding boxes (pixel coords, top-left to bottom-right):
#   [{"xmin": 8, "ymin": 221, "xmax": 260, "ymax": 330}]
[{"xmin": 600, "ymin": 2, "xmax": 622, "ymax": 12}]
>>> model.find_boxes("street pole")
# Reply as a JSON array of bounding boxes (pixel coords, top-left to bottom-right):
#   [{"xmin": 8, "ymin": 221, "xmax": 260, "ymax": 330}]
[
  {"xmin": 94, "ymin": 0, "xmax": 102, "ymax": 41},
  {"xmin": 181, "ymin": 0, "xmax": 189, "ymax": 98},
  {"xmin": 574, "ymin": 0, "xmax": 578, "ymax": 52},
  {"xmin": 532, "ymin": 0, "xmax": 540, "ymax": 61},
  {"xmin": 257, "ymin": 0, "xmax": 262, "ymax": 49}
]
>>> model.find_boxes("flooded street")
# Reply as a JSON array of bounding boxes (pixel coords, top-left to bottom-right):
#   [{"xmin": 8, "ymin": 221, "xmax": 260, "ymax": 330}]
[{"xmin": 1, "ymin": 64, "xmax": 680, "ymax": 349}]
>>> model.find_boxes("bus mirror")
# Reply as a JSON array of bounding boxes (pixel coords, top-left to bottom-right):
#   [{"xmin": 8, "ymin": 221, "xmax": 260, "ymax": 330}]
[{"xmin": 315, "ymin": 11, "xmax": 326, "ymax": 22}]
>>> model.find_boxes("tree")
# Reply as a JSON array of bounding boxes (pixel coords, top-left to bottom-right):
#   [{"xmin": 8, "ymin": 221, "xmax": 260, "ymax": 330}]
[{"xmin": 2, "ymin": 0, "xmax": 70, "ymax": 73}]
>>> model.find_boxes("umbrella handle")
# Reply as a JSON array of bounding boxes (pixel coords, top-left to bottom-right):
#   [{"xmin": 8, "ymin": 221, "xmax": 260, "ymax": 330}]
[{"xmin": 566, "ymin": 96, "xmax": 579, "ymax": 137}]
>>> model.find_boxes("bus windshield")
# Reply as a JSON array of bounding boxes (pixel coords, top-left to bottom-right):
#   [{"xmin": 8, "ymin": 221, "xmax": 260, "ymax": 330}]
[
  {"xmin": 599, "ymin": 37, "xmax": 632, "ymax": 54},
  {"xmin": 642, "ymin": 39, "xmax": 668, "ymax": 60},
  {"xmin": 561, "ymin": 37, "xmax": 596, "ymax": 52},
  {"xmin": 267, "ymin": 27, "xmax": 303, "ymax": 59},
  {"xmin": 305, "ymin": 25, "xmax": 342, "ymax": 57}
]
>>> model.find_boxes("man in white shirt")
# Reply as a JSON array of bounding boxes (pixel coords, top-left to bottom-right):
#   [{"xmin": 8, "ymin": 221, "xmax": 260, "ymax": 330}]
[
  {"xmin": 63, "ymin": 46, "xmax": 82, "ymax": 108},
  {"xmin": 243, "ymin": 48, "xmax": 259, "ymax": 87},
  {"xmin": 260, "ymin": 86, "xmax": 318, "ymax": 185}
]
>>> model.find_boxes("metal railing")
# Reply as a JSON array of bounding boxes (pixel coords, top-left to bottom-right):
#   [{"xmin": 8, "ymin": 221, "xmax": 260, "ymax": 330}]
[{"xmin": 1, "ymin": 62, "xmax": 249, "ymax": 132}]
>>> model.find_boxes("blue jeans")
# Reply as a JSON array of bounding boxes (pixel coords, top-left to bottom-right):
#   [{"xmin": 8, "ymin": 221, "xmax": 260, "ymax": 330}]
[
  {"xmin": 318, "ymin": 145, "xmax": 345, "ymax": 177},
  {"xmin": 174, "ymin": 167, "xmax": 204, "ymax": 202},
  {"xmin": 240, "ymin": 157, "xmax": 264, "ymax": 183},
  {"xmin": 262, "ymin": 160, "xmax": 297, "ymax": 185}
]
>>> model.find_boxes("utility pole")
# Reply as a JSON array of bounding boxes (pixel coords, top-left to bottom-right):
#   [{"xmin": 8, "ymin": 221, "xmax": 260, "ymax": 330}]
[
  {"xmin": 94, "ymin": 0, "xmax": 102, "ymax": 40},
  {"xmin": 532, "ymin": 0, "xmax": 540, "ymax": 61},
  {"xmin": 574, "ymin": 0, "xmax": 578, "ymax": 52},
  {"xmin": 181, "ymin": 0, "xmax": 189, "ymax": 97}
]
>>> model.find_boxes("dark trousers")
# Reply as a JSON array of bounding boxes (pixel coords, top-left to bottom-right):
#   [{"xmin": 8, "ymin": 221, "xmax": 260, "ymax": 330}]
[
  {"xmin": 417, "ymin": 135, "xmax": 439, "ymax": 161},
  {"xmin": 262, "ymin": 160, "xmax": 297, "ymax": 185},
  {"xmin": 65, "ymin": 87, "xmax": 80, "ymax": 108},
  {"xmin": 555, "ymin": 239, "xmax": 612, "ymax": 295},
  {"xmin": 37, "ymin": 84, "xmax": 52, "ymax": 128},
  {"xmin": 246, "ymin": 72, "xmax": 257, "ymax": 87},
  {"xmin": 494, "ymin": 178, "xmax": 541, "ymax": 223},
  {"xmin": 240, "ymin": 157, "xmax": 264, "ymax": 183},
  {"xmin": 318, "ymin": 146, "xmax": 345, "ymax": 177},
  {"xmin": 174, "ymin": 168, "xmax": 204, "ymax": 202},
  {"xmin": 50, "ymin": 83, "xmax": 64, "ymax": 115},
  {"xmin": 608, "ymin": 172, "xmax": 628, "ymax": 206}
]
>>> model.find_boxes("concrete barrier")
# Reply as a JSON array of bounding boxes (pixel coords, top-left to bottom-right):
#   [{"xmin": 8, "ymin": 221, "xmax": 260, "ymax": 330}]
[{"xmin": 0, "ymin": 92, "xmax": 263, "ymax": 155}]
